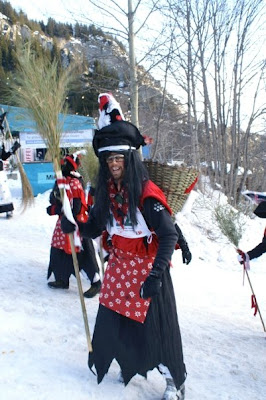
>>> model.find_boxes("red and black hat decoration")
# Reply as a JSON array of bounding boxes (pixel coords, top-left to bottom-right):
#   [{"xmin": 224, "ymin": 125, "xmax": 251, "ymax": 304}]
[
  {"xmin": 93, "ymin": 92, "xmax": 146, "ymax": 157},
  {"xmin": 98, "ymin": 92, "xmax": 124, "ymax": 130},
  {"xmin": 62, "ymin": 154, "xmax": 81, "ymax": 171}
]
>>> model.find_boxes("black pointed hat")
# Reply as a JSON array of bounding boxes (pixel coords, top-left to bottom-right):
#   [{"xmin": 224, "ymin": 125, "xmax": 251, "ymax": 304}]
[
  {"xmin": 93, "ymin": 93, "xmax": 146, "ymax": 157},
  {"xmin": 93, "ymin": 120, "xmax": 146, "ymax": 157}
]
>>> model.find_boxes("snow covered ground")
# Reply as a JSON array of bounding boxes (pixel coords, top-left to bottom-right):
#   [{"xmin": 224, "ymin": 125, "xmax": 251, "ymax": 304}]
[{"xmin": 1, "ymin": 173, "xmax": 266, "ymax": 400}]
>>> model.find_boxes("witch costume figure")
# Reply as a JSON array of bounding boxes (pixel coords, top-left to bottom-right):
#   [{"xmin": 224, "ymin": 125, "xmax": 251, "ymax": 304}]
[
  {"xmin": 0, "ymin": 140, "xmax": 21, "ymax": 218},
  {"xmin": 237, "ymin": 191, "xmax": 266, "ymax": 267},
  {"xmin": 47, "ymin": 153, "xmax": 101, "ymax": 298},
  {"xmin": 61, "ymin": 93, "xmax": 190, "ymax": 400}
]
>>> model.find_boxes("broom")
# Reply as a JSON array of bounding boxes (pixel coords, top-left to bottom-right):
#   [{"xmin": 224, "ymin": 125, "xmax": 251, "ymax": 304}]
[
  {"xmin": 10, "ymin": 44, "xmax": 92, "ymax": 352},
  {"xmin": 1, "ymin": 108, "xmax": 34, "ymax": 211},
  {"xmin": 78, "ymin": 145, "xmax": 106, "ymax": 277},
  {"xmin": 214, "ymin": 205, "xmax": 265, "ymax": 333}
]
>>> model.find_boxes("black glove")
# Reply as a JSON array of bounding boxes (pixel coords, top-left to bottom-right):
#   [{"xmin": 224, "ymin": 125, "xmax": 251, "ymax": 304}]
[
  {"xmin": 61, "ymin": 215, "xmax": 76, "ymax": 233},
  {"xmin": 49, "ymin": 186, "xmax": 61, "ymax": 205},
  {"xmin": 10, "ymin": 141, "xmax": 21, "ymax": 154},
  {"xmin": 46, "ymin": 205, "xmax": 62, "ymax": 216},
  {"xmin": 175, "ymin": 223, "xmax": 192, "ymax": 264},
  {"xmin": 180, "ymin": 242, "xmax": 192, "ymax": 264},
  {"xmin": 140, "ymin": 268, "xmax": 162, "ymax": 299}
]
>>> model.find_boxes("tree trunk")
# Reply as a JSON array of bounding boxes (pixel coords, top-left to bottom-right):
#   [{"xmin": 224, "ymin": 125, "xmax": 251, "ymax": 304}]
[{"xmin": 128, "ymin": 0, "xmax": 139, "ymax": 128}]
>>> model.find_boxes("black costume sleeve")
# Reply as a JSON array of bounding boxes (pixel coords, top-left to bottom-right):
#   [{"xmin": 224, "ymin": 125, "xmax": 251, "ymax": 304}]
[
  {"xmin": 77, "ymin": 206, "xmax": 105, "ymax": 239},
  {"xmin": 247, "ymin": 236, "xmax": 266, "ymax": 260},
  {"xmin": 143, "ymin": 197, "xmax": 178, "ymax": 272}
]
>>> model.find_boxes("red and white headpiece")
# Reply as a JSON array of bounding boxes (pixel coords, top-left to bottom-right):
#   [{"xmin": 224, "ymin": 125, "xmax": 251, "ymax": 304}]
[{"xmin": 98, "ymin": 92, "xmax": 125, "ymax": 130}]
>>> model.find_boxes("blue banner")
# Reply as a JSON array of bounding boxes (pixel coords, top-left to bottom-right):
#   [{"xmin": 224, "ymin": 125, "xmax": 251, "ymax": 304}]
[{"xmin": 22, "ymin": 162, "xmax": 55, "ymax": 196}]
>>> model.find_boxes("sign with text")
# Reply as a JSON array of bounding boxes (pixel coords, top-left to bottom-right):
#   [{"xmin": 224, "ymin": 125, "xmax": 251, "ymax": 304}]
[
  {"xmin": 22, "ymin": 162, "xmax": 56, "ymax": 196},
  {"xmin": 19, "ymin": 130, "xmax": 94, "ymax": 149}
]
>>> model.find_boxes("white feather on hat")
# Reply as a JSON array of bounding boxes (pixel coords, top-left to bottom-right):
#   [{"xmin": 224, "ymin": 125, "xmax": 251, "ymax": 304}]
[{"xmin": 98, "ymin": 92, "xmax": 125, "ymax": 130}]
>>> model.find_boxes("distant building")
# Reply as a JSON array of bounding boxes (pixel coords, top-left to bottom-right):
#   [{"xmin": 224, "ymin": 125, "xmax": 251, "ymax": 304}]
[
  {"xmin": 0, "ymin": 104, "xmax": 96, "ymax": 195},
  {"xmin": 0, "ymin": 103, "xmax": 96, "ymax": 162}
]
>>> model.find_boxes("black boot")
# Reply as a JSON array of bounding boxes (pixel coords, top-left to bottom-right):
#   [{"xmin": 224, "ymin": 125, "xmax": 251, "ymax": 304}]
[
  {"xmin": 48, "ymin": 280, "xmax": 69, "ymax": 289},
  {"xmin": 83, "ymin": 280, "xmax": 101, "ymax": 298}
]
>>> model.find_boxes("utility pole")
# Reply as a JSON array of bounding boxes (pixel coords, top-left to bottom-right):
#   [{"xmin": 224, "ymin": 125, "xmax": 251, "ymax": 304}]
[{"xmin": 128, "ymin": 0, "xmax": 139, "ymax": 128}]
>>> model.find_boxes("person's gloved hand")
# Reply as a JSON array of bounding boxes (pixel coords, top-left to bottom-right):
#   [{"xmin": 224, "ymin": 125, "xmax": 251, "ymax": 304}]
[
  {"xmin": 236, "ymin": 248, "xmax": 250, "ymax": 269},
  {"xmin": 174, "ymin": 223, "xmax": 192, "ymax": 264},
  {"xmin": 61, "ymin": 215, "xmax": 76, "ymax": 233},
  {"xmin": 49, "ymin": 186, "xmax": 61, "ymax": 206},
  {"xmin": 237, "ymin": 248, "xmax": 246, "ymax": 264},
  {"xmin": 46, "ymin": 205, "xmax": 62, "ymax": 216},
  {"xmin": 237, "ymin": 249, "xmax": 248, "ymax": 264},
  {"xmin": 180, "ymin": 242, "xmax": 192, "ymax": 264},
  {"xmin": 140, "ymin": 268, "xmax": 162, "ymax": 299},
  {"xmin": 10, "ymin": 141, "xmax": 21, "ymax": 154}
]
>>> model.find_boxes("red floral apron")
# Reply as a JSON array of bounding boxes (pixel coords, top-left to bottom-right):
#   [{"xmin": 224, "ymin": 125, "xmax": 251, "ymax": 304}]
[{"xmin": 99, "ymin": 246, "xmax": 154, "ymax": 323}]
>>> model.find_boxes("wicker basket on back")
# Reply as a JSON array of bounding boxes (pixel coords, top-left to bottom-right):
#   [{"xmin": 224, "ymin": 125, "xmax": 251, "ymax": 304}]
[{"xmin": 143, "ymin": 160, "xmax": 199, "ymax": 215}]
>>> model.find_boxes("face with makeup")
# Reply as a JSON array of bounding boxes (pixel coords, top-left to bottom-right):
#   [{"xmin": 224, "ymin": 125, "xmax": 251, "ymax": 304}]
[{"xmin": 106, "ymin": 152, "xmax": 125, "ymax": 186}]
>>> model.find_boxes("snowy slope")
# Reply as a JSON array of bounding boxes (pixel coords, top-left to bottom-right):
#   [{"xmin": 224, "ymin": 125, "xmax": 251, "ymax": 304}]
[{"xmin": 1, "ymin": 174, "xmax": 265, "ymax": 400}]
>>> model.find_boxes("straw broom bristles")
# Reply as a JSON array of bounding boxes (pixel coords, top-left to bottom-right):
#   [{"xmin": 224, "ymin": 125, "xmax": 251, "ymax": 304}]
[
  {"xmin": 17, "ymin": 162, "xmax": 35, "ymax": 211},
  {"xmin": 9, "ymin": 44, "xmax": 92, "ymax": 352},
  {"xmin": 9, "ymin": 46, "xmax": 68, "ymax": 164},
  {"xmin": 1, "ymin": 109, "xmax": 34, "ymax": 211}
]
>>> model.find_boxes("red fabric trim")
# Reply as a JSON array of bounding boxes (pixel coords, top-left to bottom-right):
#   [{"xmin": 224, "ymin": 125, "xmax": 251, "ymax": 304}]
[
  {"xmin": 111, "ymin": 234, "xmax": 158, "ymax": 257},
  {"xmin": 99, "ymin": 94, "xmax": 109, "ymax": 111},
  {"xmin": 251, "ymin": 294, "xmax": 258, "ymax": 316},
  {"xmin": 87, "ymin": 192, "xmax": 94, "ymax": 207},
  {"xmin": 65, "ymin": 156, "xmax": 78, "ymax": 170},
  {"xmin": 50, "ymin": 205, "xmax": 57, "ymax": 215},
  {"xmin": 102, "ymin": 230, "xmax": 112, "ymax": 253},
  {"xmin": 108, "ymin": 178, "xmax": 129, "ymax": 227},
  {"xmin": 184, "ymin": 176, "xmax": 198, "ymax": 194},
  {"xmin": 140, "ymin": 180, "xmax": 172, "ymax": 215}
]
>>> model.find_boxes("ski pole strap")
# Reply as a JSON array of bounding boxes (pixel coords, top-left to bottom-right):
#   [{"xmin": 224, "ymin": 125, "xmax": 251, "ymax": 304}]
[{"xmin": 251, "ymin": 294, "xmax": 258, "ymax": 316}]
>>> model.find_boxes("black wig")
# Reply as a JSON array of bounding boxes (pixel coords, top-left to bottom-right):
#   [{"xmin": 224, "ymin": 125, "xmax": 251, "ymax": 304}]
[{"xmin": 93, "ymin": 149, "xmax": 149, "ymax": 228}]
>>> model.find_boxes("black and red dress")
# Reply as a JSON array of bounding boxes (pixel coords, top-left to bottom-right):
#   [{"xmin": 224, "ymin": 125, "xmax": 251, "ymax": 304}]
[
  {"xmin": 47, "ymin": 176, "xmax": 99, "ymax": 285},
  {"xmin": 84, "ymin": 179, "xmax": 186, "ymax": 389}
]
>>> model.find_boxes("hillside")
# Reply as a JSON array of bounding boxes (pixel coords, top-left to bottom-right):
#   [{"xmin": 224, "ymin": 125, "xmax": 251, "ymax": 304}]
[
  {"xmin": 0, "ymin": 1, "xmax": 188, "ymax": 163},
  {"xmin": 1, "ymin": 1, "xmax": 265, "ymax": 196}
]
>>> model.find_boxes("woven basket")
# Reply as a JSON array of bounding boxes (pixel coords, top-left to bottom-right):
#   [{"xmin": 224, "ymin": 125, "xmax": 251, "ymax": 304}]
[{"xmin": 143, "ymin": 160, "xmax": 199, "ymax": 214}]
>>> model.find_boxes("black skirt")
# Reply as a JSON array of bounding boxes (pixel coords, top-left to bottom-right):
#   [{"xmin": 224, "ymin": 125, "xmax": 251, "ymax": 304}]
[
  {"xmin": 47, "ymin": 238, "xmax": 99, "ymax": 283},
  {"xmin": 88, "ymin": 267, "xmax": 186, "ymax": 389}
]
